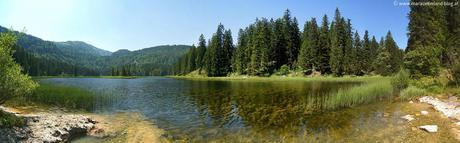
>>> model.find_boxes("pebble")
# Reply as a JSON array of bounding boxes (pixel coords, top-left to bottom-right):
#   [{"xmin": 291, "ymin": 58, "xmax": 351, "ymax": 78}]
[
  {"xmin": 421, "ymin": 110, "xmax": 429, "ymax": 115},
  {"xmin": 419, "ymin": 125, "xmax": 438, "ymax": 133},
  {"xmin": 402, "ymin": 115, "xmax": 415, "ymax": 121}
]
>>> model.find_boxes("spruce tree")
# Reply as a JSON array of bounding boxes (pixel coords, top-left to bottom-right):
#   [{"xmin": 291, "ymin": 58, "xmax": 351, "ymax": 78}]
[
  {"xmin": 195, "ymin": 34, "xmax": 207, "ymax": 72},
  {"xmin": 362, "ymin": 30, "xmax": 371, "ymax": 73},
  {"xmin": 406, "ymin": 0, "xmax": 446, "ymax": 76},
  {"xmin": 282, "ymin": 9, "xmax": 301, "ymax": 68},
  {"xmin": 329, "ymin": 8, "xmax": 345, "ymax": 76},
  {"xmin": 318, "ymin": 15, "xmax": 331, "ymax": 74}
]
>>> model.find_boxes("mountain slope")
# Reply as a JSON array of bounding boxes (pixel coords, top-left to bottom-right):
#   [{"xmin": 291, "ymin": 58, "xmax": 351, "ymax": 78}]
[{"xmin": 1, "ymin": 26, "xmax": 190, "ymax": 76}]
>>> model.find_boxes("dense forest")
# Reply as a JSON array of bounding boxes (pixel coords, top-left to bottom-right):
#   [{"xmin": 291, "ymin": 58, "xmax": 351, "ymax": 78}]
[
  {"xmin": 175, "ymin": 1, "xmax": 459, "ymax": 78},
  {"xmin": 174, "ymin": 8, "xmax": 404, "ymax": 77},
  {"xmin": 0, "ymin": 26, "xmax": 191, "ymax": 76}
]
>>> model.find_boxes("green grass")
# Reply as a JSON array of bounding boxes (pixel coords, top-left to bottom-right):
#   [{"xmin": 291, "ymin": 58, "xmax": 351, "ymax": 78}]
[
  {"xmin": 400, "ymin": 86, "xmax": 427, "ymax": 101},
  {"xmin": 7, "ymin": 83, "xmax": 116, "ymax": 111},
  {"xmin": 324, "ymin": 79, "xmax": 394, "ymax": 110},
  {"xmin": 0, "ymin": 111, "xmax": 25, "ymax": 128},
  {"xmin": 28, "ymin": 84, "xmax": 98, "ymax": 111}
]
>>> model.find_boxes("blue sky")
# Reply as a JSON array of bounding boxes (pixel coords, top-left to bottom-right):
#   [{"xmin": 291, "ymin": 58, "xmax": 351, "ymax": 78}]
[{"xmin": 0, "ymin": 0, "xmax": 410, "ymax": 52}]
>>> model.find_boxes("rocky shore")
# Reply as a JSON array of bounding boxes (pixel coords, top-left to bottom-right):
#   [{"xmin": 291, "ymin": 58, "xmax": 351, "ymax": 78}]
[
  {"xmin": 419, "ymin": 96, "xmax": 460, "ymax": 121},
  {"xmin": 0, "ymin": 106, "xmax": 98, "ymax": 143}
]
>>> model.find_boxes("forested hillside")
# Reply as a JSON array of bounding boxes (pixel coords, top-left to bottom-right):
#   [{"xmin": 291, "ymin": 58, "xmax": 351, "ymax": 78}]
[{"xmin": 0, "ymin": 26, "xmax": 190, "ymax": 76}]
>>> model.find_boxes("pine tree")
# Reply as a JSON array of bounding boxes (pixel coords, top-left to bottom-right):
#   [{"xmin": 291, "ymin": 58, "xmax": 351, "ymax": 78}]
[
  {"xmin": 204, "ymin": 24, "xmax": 224, "ymax": 76},
  {"xmin": 330, "ymin": 8, "xmax": 346, "ymax": 76},
  {"xmin": 369, "ymin": 36, "xmax": 379, "ymax": 72},
  {"xmin": 352, "ymin": 31, "xmax": 362, "ymax": 75},
  {"xmin": 343, "ymin": 19, "xmax": 354, "ymax": 75},
  {"xmin": 282, "ymin": 9, "xmax": 301, "ymax": 68},
  {"xmin": 195, "ymin": 34, "xmax": 207, "ymax": 72},
  {"xmin": 270, "ymin": 19, "xmax": 287, "ymax": 69},
  {"xmin": 318, "ymin": 15, "xmax": 331, "ymax": 74},
  {"xmin": 232, "ymin": 29, "xmax": 249, "ymax": 74},
  {"xmin": 222, "ymin": 29, "xmax": 234, "ymax": 75},
  {"xmin": 249, "ymin": 19, "xmax": 272, "ymax": 76},
  {"xmin": 385, "ymin": 31, "xmax": 402, "ymax": 74},
  {"xmin": 297, "ymin": 18, "xmax": 319, "ymax": 73},
  {"xmin": 362, "ymin": 30, "xmax": 372, "ymax": 74},
  {"xmin": 406, "ymin": 0, "xmax": 446, "ymax": 76},
  {"xmin": 446, "ymin": 0, "xmax": 460, "ymax": 66}
]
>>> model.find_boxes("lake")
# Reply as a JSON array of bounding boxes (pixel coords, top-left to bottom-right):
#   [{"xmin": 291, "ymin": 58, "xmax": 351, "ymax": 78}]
[{"xmin": 38, "ymin": 77, "xmax": 457, "ymax": 142}]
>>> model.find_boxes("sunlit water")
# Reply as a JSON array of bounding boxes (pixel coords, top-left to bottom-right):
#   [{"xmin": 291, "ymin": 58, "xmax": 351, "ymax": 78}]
[{"xmin": 39, "ymin": 77, "xmax": 458, "ymax": 142}]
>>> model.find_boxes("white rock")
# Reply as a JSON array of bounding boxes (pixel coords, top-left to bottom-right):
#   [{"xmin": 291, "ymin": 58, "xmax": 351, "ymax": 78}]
[
  {"xmin": 421, "ymin": 110, "xmax": 429, "ymax": 115},
  {"xmin": 456, "ymin": 122, "xmax": 460, "ymax": 126},
  {"xmin": 409, "ymin": 101, "xmax": 414, "ymax": 104},
  {"xmin": 401, "ymin": 115, "xmax": 415, "ymax": 121},
  {"xmin": 419, "ymin": 96, "xmax": 460, "ymax": 120},
  {"xmin": 419, "ymin": 125, "xmax": 438, "ymax": 133}
]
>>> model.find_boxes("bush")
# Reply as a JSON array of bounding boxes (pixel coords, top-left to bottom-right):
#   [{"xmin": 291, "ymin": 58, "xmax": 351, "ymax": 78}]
[
  {"xmin": 277, "ymin": 65, "xmax": 290, "ymax": 76},
  {"xmin": 400, "ymin": 86, "xmax": 426, "ymax": 101},
  {"xmin": 453, "ymin": 61, "xmax": 460, "ymax": 86},
  {"xmin": 391, "ymin": 69, "xmax": 410, "ymax": 90},
  {"xmin": 0, "ymin": 32, "xmax": 37, "ymax": 104}
]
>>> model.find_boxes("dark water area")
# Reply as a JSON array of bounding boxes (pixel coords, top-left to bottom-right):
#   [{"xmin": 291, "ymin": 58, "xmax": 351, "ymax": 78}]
[{"xmin": 40, "ymin": 77, "xmax": 456, "ymax": 142}]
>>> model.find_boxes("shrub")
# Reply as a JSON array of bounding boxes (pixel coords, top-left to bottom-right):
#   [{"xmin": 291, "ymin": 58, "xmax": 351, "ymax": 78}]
[
  {"xmin": 0, "ymin": 32, "xmax": 37, "ymax": 104},
  {"xmin": 278, "ymin": 65, "xmax": 290, "ymax": 76},
  {"xmin": 400, "ymin": 86, "xmax": 426, "ymax": 101},
  {"xmin": 391, "ymin": 69, "xmax": 410, "ymax": 90}
]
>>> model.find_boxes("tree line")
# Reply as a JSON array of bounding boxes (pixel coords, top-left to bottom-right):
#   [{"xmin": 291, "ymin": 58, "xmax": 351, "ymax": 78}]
[{"xmin": 174, "ymin": 8, "xmax": 404, "ymax": 77}]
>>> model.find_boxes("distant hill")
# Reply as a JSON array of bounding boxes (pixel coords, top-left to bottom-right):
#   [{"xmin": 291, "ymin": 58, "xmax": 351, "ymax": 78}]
[{"xmin": 0, "ymin": 26, "xmax": 190, "ymax": 76}]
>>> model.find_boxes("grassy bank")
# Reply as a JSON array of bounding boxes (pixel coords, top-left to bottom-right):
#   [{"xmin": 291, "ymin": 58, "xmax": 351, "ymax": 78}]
[{"xmin": 168, "ymin": 75, "xmax": 387, "ymax": 83}]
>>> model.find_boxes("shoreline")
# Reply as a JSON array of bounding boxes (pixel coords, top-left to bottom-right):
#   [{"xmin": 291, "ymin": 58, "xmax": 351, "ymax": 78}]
[
  {"xmin": 0, "ymin": 106, "xmax": 97, "ymax": 142},
  {"xmin": 0, "ymin": 106, "xmax": 168, "ymax": 143}
]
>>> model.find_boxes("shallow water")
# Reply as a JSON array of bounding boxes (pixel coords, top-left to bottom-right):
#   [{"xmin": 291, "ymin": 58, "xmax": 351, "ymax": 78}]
[{"xmin": 38, "ymin": 77, "xmax": 458, "ymax": 142}]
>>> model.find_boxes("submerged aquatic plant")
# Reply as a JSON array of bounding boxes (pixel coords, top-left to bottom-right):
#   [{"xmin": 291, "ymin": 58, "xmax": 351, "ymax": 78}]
[
  {"xmin": 0, "ymin": 111, "xmax": 25, "ymax": 128},
  {"xmin": 21, "ymin": 84, "xmax": 116, "ymax": 111}
]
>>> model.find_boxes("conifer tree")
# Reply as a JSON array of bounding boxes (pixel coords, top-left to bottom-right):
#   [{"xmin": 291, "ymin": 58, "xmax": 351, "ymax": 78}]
[{"xmin": 318, "ymin": 15, "xmax": 331, "ymax": 74}]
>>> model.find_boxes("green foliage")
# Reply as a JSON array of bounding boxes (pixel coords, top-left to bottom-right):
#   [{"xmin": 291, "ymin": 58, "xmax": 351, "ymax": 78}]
[
  {"xmin": 400, "ymin": 86, "xmax": 426, "ymax": 101},
  {"xmin": 297, "ymin": 18, "xmax": 319, "ymax": 72},
  {"xmin": 0, "ymin": 32, "xmax": 37, "ymax": 105},
  {"xmin": 277, "ymin": 65, "xmax": 290, "ymax": 76},
  {"xmin": 324, "ymin": 79, "xmax": 393, "ymax": 110},
  {"xmin": 202, "ymin": 24, "xmax": 234, "ymax": 77},
  {"xmin": 391, "ymin": 69, "xmax": 410, "ymax": 90},
  {"xmin": 452, "ymin": 61, "xmax": 460, "ymax": 86},
  {"xmin": 0, "ymin": 111, "xmax": 25, "ymax": 128},
  {"xmin": 404, "ymin": 46, "xmax": 441, "ymax": 78}
]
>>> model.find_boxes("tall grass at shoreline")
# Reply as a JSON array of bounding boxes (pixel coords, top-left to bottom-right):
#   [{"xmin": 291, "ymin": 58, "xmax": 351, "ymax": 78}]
[
  {"xmin": 324, "ymin": 79, "xmax": 394, "ymax": 110},
  {"xmin": 8, "ymin": 84, "xmax": 116, "ymax": 112}
]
